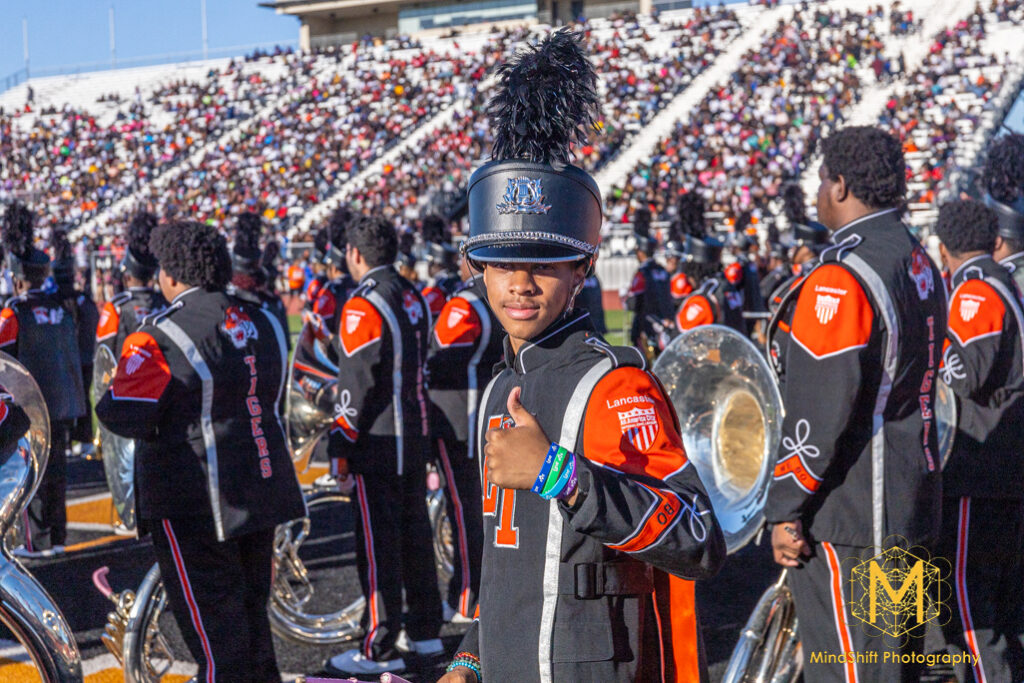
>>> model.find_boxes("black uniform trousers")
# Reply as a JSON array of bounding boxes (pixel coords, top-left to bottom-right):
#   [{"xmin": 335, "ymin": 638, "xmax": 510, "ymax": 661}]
[
  {"xmin": 151, "ymin": 517, "xmax": 279, "ymax": 683},
  {"xmin": 435, "ymin": 437, "xmax": 482, "ymax": 617},
  {"xmin": 789, "ymin": 541, "xmax": 925, "ymax": 682},
  {"xmin": 936, "ymin": 496, "xmax": 1024, "ymax": 683},
  {"xmin": 26, "ymin": 420, "xmax": 70, "ymax": 550},
  {"xmin": 352, "ymin": 457, "xmax": 442, "ymax": 659}
]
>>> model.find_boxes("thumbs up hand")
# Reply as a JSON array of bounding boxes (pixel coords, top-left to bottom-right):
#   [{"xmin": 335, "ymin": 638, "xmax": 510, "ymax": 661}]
[{"xmin": 484, "ymin": 386, "xmax": 553, "ymax": 491}]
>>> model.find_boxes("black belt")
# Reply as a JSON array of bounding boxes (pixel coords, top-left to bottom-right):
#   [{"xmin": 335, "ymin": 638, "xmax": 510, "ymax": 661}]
[{"xmin": 562, "ymin": 561, "xmax": 654, "ymax": 600}]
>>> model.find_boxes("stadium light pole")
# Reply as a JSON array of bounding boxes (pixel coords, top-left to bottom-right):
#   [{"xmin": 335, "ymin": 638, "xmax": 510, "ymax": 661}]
[
  {"xmin": 109, "ymin": 6, "xmax": 117, "ymax": 67},
  {"xmin": 201, "ymin": 0, "xmax": 209, "ymax": 60}
]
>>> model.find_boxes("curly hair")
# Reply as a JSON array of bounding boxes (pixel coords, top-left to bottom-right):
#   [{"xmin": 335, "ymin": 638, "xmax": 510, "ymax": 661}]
[
  {"xmin": 348, "ymin": 215, "xmax": 398, "ymax": 268},
  {"xmin": 681, "ymin": 261, "xmax": 720, "ymax": 283},
  {"xmin": 981, "ymin": 132, "xmax": 1024, "ymax": 204},
  {"xmin": 934, "ymin": 199, "xmax": 998, "ymax": 256},
  {"xmin": 150, "ymin": 220, "xmax": 232, "ymax": 290},
  {"xmin": 820, "ymin": 126, "xmax": 906, "ymax": 209}
]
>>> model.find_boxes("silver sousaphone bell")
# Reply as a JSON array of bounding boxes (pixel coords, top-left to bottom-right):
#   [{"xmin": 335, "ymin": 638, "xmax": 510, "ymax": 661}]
[
  {"xmin": 653, "ymin": 326, "xmax": 799, "ymax": 683},
  {"xmin": 0, "ymin": 351, "xmax": 83, "ymax": 681},
  {"xmin": 653, "ymin": 325, "xmax": 782, "ymax": 553}
]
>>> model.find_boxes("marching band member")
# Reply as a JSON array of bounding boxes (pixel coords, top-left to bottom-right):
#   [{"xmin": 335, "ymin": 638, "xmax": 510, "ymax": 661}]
[
  {"xmin": 674, "ymin": 234, "xmax": 745, "ymax": 334},
  {"xmin": 765, "ymin": 126, "xmax": 946, "ymax": 682},
  {"xmin": 934, "ymin": 199, "xmax": 1024, "ymax": 683},
  {"xmin": 983, "ymin": 132, "xmax": 1024, "ymax": 294},
  {"xmin": 95, "ymin": 212, "xmax": 167, "ymax": 360},
  {"xmin": 439, "ymin": 30, "xmax": 724, "ymax": 683},
  {"xmin": 324, "ymin": 215, "xmax": 443, "ymax": 677},
  {"xmin": 96, "ymin": 220, "xmax": 305, "ymax": 681},
  {"xmin": 0, "ymin": 202, "xmax": 86, "ymax": 552},
  {"xmin": 303, "ymin": 224, "xmax": 331, "ymax": 312},
  {"xmin": 227, "ymin": 212, "xmax": 290, "ymax": 343},
  {"xmin": 308, "ymin": 206, "xmax": 358, "ymax": 345},
  {"xmin": 625, "ymin": 233, "xmax": 675, "ymax": 358},
  {"xmin": 51, "ymin": 229, "xmax": 99, "ymax": 454},
  {"xmin": 427, "ymin": 255, "xmax": 504, "ymax": 622},
  {"xmin": 575, "ymin": 269, "xmax": 607, "ymax": 334},
  {"xmin": 422, "ymin": 239, "xmax": 463, "ymax": 317}
]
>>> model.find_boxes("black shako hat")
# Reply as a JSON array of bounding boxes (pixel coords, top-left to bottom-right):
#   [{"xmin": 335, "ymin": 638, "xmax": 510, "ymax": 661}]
[
  {"xmin": 683, "ymin": 235, "xmax": 723, "ymax": 265},
  {"xmin": 983, "ymin": 194, "xmax": 1024, "ymax": 241},
  {"xmin": 2, "ymin": 202, "xmax": 49, "ymax": 282},
  {"xmin": 120, "ymin": 212, "xmax": 160, "ymax": 280},
  {"xmin": 791, "ymin": 221, "xmax": 830, "ymax": 248},
  {"xmin": 232, "ymin": 212, "xmax": 264, "ymax": 277},
  {"xmin": 463, "ymin": 30, "xmax": 602, "ymax": 265},
  {"xmin": 981, "ymin": 132, "xmax": 1024, "ymax": 241}
]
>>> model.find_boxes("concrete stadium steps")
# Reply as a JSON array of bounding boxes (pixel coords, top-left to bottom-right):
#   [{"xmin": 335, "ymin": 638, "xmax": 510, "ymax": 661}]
[
  {"xmin": 592, "ymin": 2, "xmax": 777, "ymax": 200},
  {"xmin": 797, "ymin": 0, "xmax": 982, "ymax": 208}
]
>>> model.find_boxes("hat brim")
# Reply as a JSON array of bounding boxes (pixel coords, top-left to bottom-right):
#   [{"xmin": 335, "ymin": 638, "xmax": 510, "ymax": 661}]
[{"xmin": 466, "ymin": 242, "xmax": 589, "ymax": 263}]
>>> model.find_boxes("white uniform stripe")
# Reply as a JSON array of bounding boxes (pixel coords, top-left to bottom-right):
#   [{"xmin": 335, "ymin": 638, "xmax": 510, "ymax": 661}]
[
  {"xmin": 364, "ymin": 290, "xmax": 406, "ymax": 475},
  {"xmin": 536, "ymin": 358, "xmax": 613, "ymax": 682},
  {"xmin": 158, "ymin": 318, "xmax": 225, "ymax": 540}
]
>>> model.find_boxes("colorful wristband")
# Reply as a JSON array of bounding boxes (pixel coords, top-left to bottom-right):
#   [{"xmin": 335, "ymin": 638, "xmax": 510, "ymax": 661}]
[
  {"xmin": 556, "ymin": 455, "xmax": 580, "ymax": 501},
  {"xmin": 531, "ymin": 443, "xmax": 560, "ymax": 494},
  {"xmin": 540, "ymin": 446, "xmax": 569, "ymax": 497},
  {"xmin": 542, "ymin": 451, "xmax": 576, "ymax": 500},
  {"xmin": 446, "ymin": 651, "xmax": 482, "ymax": 681}
]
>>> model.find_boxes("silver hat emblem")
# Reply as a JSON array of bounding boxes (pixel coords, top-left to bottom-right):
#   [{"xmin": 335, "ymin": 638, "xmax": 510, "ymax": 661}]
[{"xmin": 495, "ymin": 177, "xmax": 551, "ymax": 215}]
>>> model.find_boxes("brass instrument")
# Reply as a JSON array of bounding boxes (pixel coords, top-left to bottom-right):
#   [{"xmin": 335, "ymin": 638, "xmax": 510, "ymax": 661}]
[
  {"xmin": 722, "ymin": 570, "xmax": 801, "ymax": 683},
  {"xmin": 0, "ymin": 351, "xmax": 83, "ymax": 681},
  {"xmin": 652, "ymin": 327, "xmax": 800, "ymax": 682},
  {"xmin": 92, "ymin": 344, "xmax": 136, "ymax": 530},
  {"xmin": 936, "ymin": 379, "xmax": 957, "ymax": 468}
]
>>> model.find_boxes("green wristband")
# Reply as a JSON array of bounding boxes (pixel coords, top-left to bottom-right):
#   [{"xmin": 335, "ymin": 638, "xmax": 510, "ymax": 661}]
[{"xmin": 540, "ymin": 445, "xmax": 569, "ymax": 496}]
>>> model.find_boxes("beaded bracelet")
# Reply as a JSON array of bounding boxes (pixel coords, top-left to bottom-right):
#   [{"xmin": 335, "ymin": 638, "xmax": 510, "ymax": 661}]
[
  {"xmin": 446, "ymin": 651, "xmax": 482, "ymax": 681},
  {"xmin": 540, "ymin": 446, "xmax": 569, "ymax": 497},
  {"xmin": 531, "ymin": 443, "xmax": 560, "ymax": 494}
]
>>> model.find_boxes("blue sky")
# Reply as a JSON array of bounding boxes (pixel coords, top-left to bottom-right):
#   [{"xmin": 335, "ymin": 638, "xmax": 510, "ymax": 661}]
[{"xmin": 0, "ymin": 1, "xmax": 298, "ymax": 78}]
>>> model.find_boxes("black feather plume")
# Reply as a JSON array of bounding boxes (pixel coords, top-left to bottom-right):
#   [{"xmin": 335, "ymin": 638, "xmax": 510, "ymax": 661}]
[
  {"xmin": 313, "ymin": 227, "xmax": 330, "ymax": 255},
  {"xmin": 126, "ymin": 211, "xmax": 159, "ymax": 260},
  {"xmin": 235, "ymin": 212, "xmax": 263, "ymax": 254},
  {"xmin": 782, "ymin": 184, "xmax": 808, "ymax": 226},
  {"xmin": 261, "ymin": 240, "xmax": 280, "ymax": 269},
  {"xmin": 422, "ymin": 214, "xmax": 446, "ymax": 244},
  {"xmin": 676, "ymin": 192, "xmax": 706, "ymax": 238},
  {"xmin": 487, "ymin": 29, "xmax": 601, "ymax": 167},
  {"xmin": 51, "ymin": 229, "xmax": 72, "ymax": 261},
  {"xmin": 2, "ymin": 201, "xmax": 34, "ymax": 258},
  {"xmin": 982, "ymin": 132, "xmax": 1024, "ymax": 204},
  {"xmin": 633, "ymin": 207, "xmax": 651, "ymax": 238},
  {"xmin": 328, "ymin": 205, "xmax": 354, "ymax": 249}
]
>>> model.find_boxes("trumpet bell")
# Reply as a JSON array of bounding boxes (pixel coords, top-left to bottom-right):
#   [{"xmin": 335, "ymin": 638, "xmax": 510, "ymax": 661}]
[{"xmin": 653, "ymin": 325, "xmax": 783, "ymax": 554}]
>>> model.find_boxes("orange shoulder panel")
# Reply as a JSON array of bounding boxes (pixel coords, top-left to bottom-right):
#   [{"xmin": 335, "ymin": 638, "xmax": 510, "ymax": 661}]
[
  {"xmin": 676, "ymin": 294, "xmax": 715, "ymax": 331},
  {"xmin": 670, "ymin": 273, "xmax": 692, "ymax": 299},
  {"xmin": 110, "ymin": 332, "xmax": 171, "ymax": 402},
  {"xmin": 433, "ymin": 297, "xmax": 482, "ymax": 348},
  {"xmin": 339, "ymin": 296, "xmax": 383, "ymax": 357},
  {"xmin": 0, "ymin": 309, "xmax": 17, "ymax": 349},
  {"xmin": 422, "ymin": 286, "xmax": 446, "ymax": 316},
  {"xmin": 790, "ymin": 264, "xmax": 873, "ymax": 359},
  {"xmin": 313, "ymin": 289, "xmax": 337, "ymax": 320},
  {"xmin": 949, "ymin": 279, "xmax": 1005, "ymax": 346},
  {"xmin": 582, "ymin": 366, "xmax": 688, "ymax": 481},
  {"xmin": 96, "ymin": 301, "xmax": 120, "ymax": 342}
]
